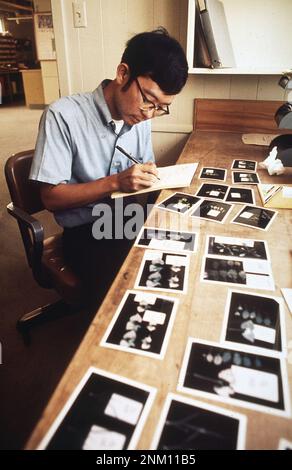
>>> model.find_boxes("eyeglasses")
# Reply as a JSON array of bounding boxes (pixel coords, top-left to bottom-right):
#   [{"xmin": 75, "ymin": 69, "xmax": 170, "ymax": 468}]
[{"xmin": 135, "ymin": 78, "xmax": 170, "ymax": 117}]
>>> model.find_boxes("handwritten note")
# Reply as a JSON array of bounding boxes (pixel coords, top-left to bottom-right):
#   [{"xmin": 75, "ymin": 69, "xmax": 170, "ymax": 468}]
[{"xmin": 111, "ymin": 163, "xmax": 198, "ymax": 198}]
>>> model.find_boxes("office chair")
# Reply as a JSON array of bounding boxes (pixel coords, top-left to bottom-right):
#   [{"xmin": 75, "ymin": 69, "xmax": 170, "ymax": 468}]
[{"xmin": 5, "ymin": 150, "xmax": 83, "ymax": 330}]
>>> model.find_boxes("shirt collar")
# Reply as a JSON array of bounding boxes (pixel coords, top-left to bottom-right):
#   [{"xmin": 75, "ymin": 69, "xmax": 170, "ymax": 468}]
[
  {"xmin": 93, "ymin": 79, "xmax": 133, "ymax": 135},
  {"xmin": 92, "ymin": 80, "xmax": 132, "ymax": 134},
  {"xmin": 93, "ymin": 80, "xmax": 113, "ymax": 126}
]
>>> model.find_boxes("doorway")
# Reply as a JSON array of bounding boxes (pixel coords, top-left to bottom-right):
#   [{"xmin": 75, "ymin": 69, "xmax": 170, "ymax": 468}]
[{"xmin": 0, "ymin": 0, "xmax": 60, "ymax": 108}]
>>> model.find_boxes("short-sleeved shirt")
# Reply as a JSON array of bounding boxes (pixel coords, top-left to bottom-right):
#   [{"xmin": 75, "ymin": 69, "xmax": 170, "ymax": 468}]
[{"xmin": 29, "ymin": 80, "xmax": 154, "ymax": 227}]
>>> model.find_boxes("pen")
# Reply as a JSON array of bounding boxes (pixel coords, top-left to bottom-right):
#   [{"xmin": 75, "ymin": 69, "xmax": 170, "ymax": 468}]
[{"xmin": 116, "ymin": 145, "xmax": 160, "ymax": 180}]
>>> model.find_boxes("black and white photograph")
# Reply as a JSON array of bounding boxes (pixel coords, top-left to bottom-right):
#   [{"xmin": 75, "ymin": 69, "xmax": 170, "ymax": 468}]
[
  {"xmin": 156, "ymin": 192, "xmax": 201, "ymax": 215},
  {"xmin": 100, "ymin": 291, "xmax": 179, "ymax": 359},
  {"xmin": 135, "ymin": 226, "xmax": 198, "ymax": 254},
  {"xmin": 190, "ymin": 199, "xmax": 233, "ymax": 224},
  {"xmin": 199, "ymin": 167, "xmax": 227, "ymax": 181},
  {"xmin": 201, "ymin": 256, "xmax": 275, "ymax": 291},
  {"xmin": 134, "ymin": 250, "xmax": 190, "ymax": 294},
  {"xmin": 278, "ymin": 438, "xmax": 292, "ymax": 450},
  {"xmin": 195, "ymin": 183, "xmax": 229, "ymax": 200},
  {"xmin": 231, "ymin": 205, "xmax": 277, "ymax": 231},
  {"xmin": 205, "ymin": 235, "xmax": 269, "ymax": 261},
  {"xmin": 151, "ymin": 393, "xmax": 246, "ymax": 450},
  {"xmin": 178, "ymin": 338, "xmax": 290, "ymax": 416},
  {"xmin": 232, "ymin": 172, "xmax": 260, "ymax": 185},
  {"xmin": 225, "ymin": 187, "xmax": 255, "ymax": 205},
  {"xmin": 221, "ymin": 290, "xmax": 286, "ymax": 356},
  {"xmin": 232, "ymin": 160, "xmax": 257, "ymax": 172},
  {"xmin": 38, "ymin": 367, "xmax": 156, "ymax": 450}
]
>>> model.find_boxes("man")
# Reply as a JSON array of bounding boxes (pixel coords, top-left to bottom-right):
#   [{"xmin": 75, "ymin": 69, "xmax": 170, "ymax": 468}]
[{"xmin": 30, "ymin": 28, "xmax": 188, "ymax": 310}]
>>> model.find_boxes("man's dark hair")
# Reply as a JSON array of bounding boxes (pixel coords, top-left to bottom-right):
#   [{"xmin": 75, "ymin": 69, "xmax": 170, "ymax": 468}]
[{"xmin": 121, "ymin": 27, "xmax": 188, "ymax": 95}]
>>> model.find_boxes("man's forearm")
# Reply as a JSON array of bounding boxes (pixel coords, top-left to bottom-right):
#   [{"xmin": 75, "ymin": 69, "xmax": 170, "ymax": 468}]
[
  {"xmin": 40, "ymin": 162, "xmax": 157, "ymax": 212},
  {"xmin": 40, "ymin": 174, "xmax": 119, "ymax": 211}
]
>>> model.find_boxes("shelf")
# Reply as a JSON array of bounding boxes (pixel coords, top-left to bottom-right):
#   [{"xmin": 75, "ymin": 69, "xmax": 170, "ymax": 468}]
[
  {"xmin": 187, "ymin": 0, "xmax": 292, "ymax": 76},
  {"xmin": 189, "ymin": 67, "xmax": 292, "ymax": 76}
]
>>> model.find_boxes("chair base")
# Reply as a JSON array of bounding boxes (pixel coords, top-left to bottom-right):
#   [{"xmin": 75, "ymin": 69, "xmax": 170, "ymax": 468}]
[{"xmin": 16, "ymin": 299, "xmax": 79, "ymax": 331}]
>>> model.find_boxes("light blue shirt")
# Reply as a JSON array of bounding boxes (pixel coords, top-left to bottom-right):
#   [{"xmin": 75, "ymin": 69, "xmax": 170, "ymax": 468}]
[{"xmin": 29, "ymin": 80, "xmax": 154, "ymax": 227}]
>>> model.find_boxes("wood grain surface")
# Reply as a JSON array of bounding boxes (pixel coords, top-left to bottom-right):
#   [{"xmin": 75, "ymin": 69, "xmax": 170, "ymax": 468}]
[{"xmin": 26, "ymin": 129, "xmax": 292, "ymax": 450}]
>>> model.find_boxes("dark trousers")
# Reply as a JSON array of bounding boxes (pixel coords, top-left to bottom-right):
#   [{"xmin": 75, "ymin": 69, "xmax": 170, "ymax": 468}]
[{"xmin": 62, "ymin": 223, "xmax": 133, "ymax": 312}]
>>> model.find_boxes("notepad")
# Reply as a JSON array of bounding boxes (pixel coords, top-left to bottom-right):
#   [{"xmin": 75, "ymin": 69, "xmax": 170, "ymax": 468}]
[{"xmin": 111, "ymin": 163, "xmax": 198, "ymax": 199}]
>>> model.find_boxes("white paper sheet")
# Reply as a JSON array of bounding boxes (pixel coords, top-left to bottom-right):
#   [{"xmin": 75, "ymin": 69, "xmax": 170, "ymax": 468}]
[
  {"xmin": 253, "ymin": 325, "xmax": 276, "ymax": 344},
  {"xmin": 242, "ymin": 259, "xmax": 270, "ymax": 274},
  {"xmin": 240, "ymin": 211, "xmax": 254, "ymax": 219},
  {"xmin": 134, "ymin": 293, "xmax": 157, "ymax": 304},
  {"xmin": 165, "ymin": 255, "xmax": 188, "ymax": 266},
  {"xmin": 104, "ymin": 393, "xmax": 143, "ymax": 425},
  {"xmin": 111, "ymin": 163, "xmax": 198, "ymax": 198},
  {"xmin": 82, "ymin": 425, "xmax": 126, "ymax": 450},
  {"xmin": 207, "ymin": 209, "xmax": 221, "ymax": 217},
  {"xmin": 214, "ymin": 236, "xmax": 254, "ymax": 247},
  {"xmin": 282, "ymin": 187, "xmax": 292, "ymax": 198},
  {"xmin": 281, "ymin": 288, "xmax": 292, "ymax": 314},
  {"xmin": 143, "ymin": 310, "xmax": 166, "ymax": 325},
  {"xmin": 231, "ymin": 365, "xmax": 279, "ymax": 402},
  {"xmin": 149, "ymin": 239, "xmax": 185, "ymax": 251},
  {"xmin": 246, "ymin": 274, "xmax": 274, "ymax": 291}
]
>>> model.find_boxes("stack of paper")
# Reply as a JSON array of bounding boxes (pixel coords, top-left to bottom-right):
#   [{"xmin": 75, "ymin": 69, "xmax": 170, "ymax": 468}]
[{"xmin": 257, "ymin": 184, "xmax": 292, "ymax": 209}]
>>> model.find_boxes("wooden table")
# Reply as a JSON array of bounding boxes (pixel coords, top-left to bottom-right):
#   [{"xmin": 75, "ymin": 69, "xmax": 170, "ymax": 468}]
[{"xmin": 26, "ymin": 120, "xmax": 292, "ymax": 450}]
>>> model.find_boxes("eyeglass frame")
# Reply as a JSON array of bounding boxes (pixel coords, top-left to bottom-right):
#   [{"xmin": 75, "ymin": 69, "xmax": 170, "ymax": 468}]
[{"xmin": 135, "ymin": 77, "xmax": 170, "ymax": 117}]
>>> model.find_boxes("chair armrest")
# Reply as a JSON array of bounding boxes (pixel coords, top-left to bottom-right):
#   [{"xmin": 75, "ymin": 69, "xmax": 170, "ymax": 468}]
[
  {"xmin": 7, "ymin": 202, "xmax": 44, "ymax": 243},
  {"xmin": 7, "ymin": 202, "xmax": 44, "ymax": 274}
]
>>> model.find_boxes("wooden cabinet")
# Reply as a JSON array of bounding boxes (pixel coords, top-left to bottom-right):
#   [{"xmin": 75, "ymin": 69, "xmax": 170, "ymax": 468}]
[
  {"xmin": 187, "ymin": 0, "xmax": 292, "ymax": 75},
  {"xmin": 20, "ymin": 69, "xmax": 45, "ymax": 108}
]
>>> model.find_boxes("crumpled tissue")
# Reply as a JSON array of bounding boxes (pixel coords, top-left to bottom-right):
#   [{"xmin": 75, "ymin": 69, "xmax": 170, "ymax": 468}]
[{"xmin": 259, "ymin": 146, "xmax": 285, "ymax": 175}]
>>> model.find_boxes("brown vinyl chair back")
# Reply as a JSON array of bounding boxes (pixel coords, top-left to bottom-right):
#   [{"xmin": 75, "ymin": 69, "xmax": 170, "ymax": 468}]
[
  {"xmin": 5, "ymin": 150, "xmax": 83, "ymax": 306},
  {"xmin": 5, "ymin": 150, "xmax": 43, "ymax": 214}
]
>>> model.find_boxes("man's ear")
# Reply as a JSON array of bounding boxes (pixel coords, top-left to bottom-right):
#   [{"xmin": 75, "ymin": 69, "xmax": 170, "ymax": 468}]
[{"xmin": 116, "ymin": 63, "xmax": 130, "ymax": 85}]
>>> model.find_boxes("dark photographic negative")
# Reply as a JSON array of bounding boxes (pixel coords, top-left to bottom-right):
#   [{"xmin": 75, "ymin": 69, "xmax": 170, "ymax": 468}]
[
  {"xmin": 190, "ymin": 199, "xmax": 233, "ymax": 223},
  {"xmin": 40, "ymin": 368, "xmax": 155, "ymax": 450},
  {"xmin": 223, "ymin": 291, "xmax": 284, "ymax": 353},
  {"xmin": 179, "ymin": 339, "xmax": 288, "ymax": 414},
  {"xmin": 232, "ymin": 172, "xmax": 260, "ymax": 184},
  {"xmin": 135, "ymin": 227, "xmax": 198, "ymax": 253},
  {"xmin": 101, "ymin": 291, "xmax": 178, "ymax": 358},
  {"xmin": 152, "ymin": 394, "xmax": 246, "ymax": 450},
  {"xmin": 135, "ymin": 251, "xmax": 189, "ymax": 293},
  {"xmin": 203, "ymin": 257, "xmax": 246, "ymax": 285},
  {"xmin": 232, "ymin": 205, "xmax": 277, "ymax": 230},
  {"xmin": 202, "ymin": 256, "xmax": 274, "ymax": 290},
  {"xmin": 196, "ymin": 183, "xmax": 228, "ymax": 200},
  {"xmin": 225, "ymin": 187, "xmax": 255, "ymax": 205},
  {"xmin": 207, "ymin": 235, "xmax": 268, "ymax": 260},
  {"xmin": 232, "ymin": 160, "xmax": 257, "ymax": 171},
  {"xmin": 157, "ymin": 192, "xmax": 201, "ymax": 214},
  {"xmin": 199, "ymin": 167, "xmax": 227, "ymax": 181}
]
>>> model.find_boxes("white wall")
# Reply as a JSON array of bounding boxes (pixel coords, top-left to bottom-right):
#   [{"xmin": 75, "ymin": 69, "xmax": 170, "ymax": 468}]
[
  {"xmin": 34, "ymin": 0, "xmax": 52, "ymax": 13},
  {"xmin": 50, "ymin": 0, "xmax": 287, "ymax": 164}
]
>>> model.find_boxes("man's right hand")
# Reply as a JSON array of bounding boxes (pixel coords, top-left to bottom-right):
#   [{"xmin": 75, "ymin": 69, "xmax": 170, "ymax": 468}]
[
  {"xmin": 116, "ymin": 162, "xmax": 159, "ymax": 192},
  {"xmin": 39, "ymin": 162, "xmax": 159, "ymax": 212}
]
